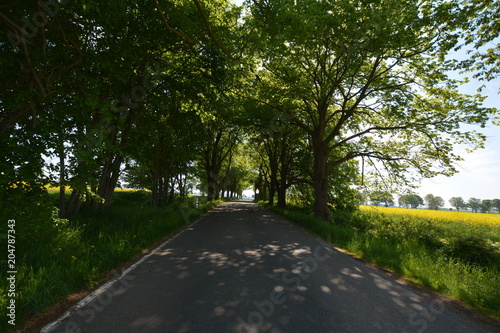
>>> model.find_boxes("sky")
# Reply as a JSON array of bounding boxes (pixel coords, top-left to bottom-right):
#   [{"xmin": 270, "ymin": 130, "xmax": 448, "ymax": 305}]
[
  {"xmin": 414, "ymin": 34, "xmax": 500, "ymax": 205},
  {"xmin": 417, "ymin": 78, "xmax": 500, "ymax": 205}
]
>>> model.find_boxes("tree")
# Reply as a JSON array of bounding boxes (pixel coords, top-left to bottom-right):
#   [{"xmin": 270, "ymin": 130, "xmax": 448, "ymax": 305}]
[
  {"xmin": 492, "ymin": 199, "xmax": 500, "ymax": 213},
  {"xmin": 425, "ymin": 194, "xmax": 444, "ymax": 210},
  {"xmin": 2, "ymin": 0, "xmax": 498, "ymax": 226},
  {"xmin": 249, "ymin": 106, "xmax": 307, "ymax": 207},
  {"xmin": 219, "ymin": 145, "xmax": 255, "ymax": 199},
  {"xmin": 449, "ymin": 197, "xmax": 467, "ymax": 211},
  {"xmin": 399, "ymin": 194, "xmax": 424, "ymax": 209},
  {"xmin": 125, "ymin": 102, "xmax": 202, "ymax": 206},
  {"xmin": 246, "ymin": 0, "xmax": 497, "ymax": 221},
  {"xmin": 370, "ymin": 191, "xmax": 394, "ymax": 207},
  {"xmin": 480, "ymin": 199, "xmax": 492, "ymax": 213},
  {"xmin": 1, "ymin": 0, "xmax": 243, "ymax": 216},
  {"xmin": 467, "ymin": 198, "xmax": 482, "ymax": 213},
  {"xmin": 0, "ymin": 0, "xmax": 85, "ymax": 210},
  {"xmin": 197, "ymin": 120, "xmax": 241, "ymax": 201}
]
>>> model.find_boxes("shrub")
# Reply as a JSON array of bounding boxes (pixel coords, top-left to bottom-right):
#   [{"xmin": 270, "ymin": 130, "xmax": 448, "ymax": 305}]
[
  {"xmin": 442, "ymin": 236, "xmax": 500, "ymax": 265},
  {"xmin": 111, "ymin": 190, "xmax": 151, "ymax": 206},
  {"xmin": 0, "ymin": 183, "xmax": 67, "ymax": 247}
]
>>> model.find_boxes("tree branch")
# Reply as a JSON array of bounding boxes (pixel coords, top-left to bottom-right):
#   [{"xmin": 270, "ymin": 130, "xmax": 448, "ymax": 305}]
[
  {"xmin": 330, "ymin": 150, "xmax": 407, "ymax": 169},
  {"xmin": 0, "ymin": 11, "xmax": 47, "ymax": 97},
  {"xmin": 153, "ymin": 0, "xmax": 196, "ymax": 46},
  {"xmin": 192, "ymin": 0, "xmax": 236, "ymax": 61},
  {"xmin": 232, "ymin": 85, "xmax": 314, "ymax": 136}
]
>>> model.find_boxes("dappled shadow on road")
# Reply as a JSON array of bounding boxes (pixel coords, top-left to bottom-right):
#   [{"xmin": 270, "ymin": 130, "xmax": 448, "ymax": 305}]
[
  {"xmin": 320, "ymin": 263, "xmax": 447, "ymax": 332},
  {"xmin": 56, "ymin": 202, "xmax": 486, "ymax": 333},
  {"xmin": 117, "ymin": 202, "xmax": 334, "ymax": 332}
]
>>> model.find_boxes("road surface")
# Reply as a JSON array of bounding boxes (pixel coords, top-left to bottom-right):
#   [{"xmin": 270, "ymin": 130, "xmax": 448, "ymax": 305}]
[{"xmin": 42, "ymin": 201, "xmax": 496, "ymax": 333}]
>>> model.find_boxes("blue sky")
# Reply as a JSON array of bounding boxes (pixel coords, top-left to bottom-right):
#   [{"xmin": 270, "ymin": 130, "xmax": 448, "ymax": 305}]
[{"xmin": 418, "ymin": 78, "xmax": 500, "ymax": 204}]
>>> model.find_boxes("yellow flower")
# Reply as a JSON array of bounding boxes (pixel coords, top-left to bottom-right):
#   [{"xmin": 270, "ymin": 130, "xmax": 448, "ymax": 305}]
[{"xmin": 360, "ymin": 206, "xmax": 500, "ymax": 227}]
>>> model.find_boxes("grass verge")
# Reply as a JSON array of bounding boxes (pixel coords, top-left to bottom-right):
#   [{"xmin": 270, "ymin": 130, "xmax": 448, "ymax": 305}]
[
  {"xmin": 263, "ymin": 203, "xmax": 500, "ymax": 320},
  {"xmin": 0, "ymin": 193, "xmax": 222, "ymax": 332}
]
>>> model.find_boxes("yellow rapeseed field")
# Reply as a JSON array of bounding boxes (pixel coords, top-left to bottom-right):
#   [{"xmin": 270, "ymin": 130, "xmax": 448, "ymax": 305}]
[
  {"xmin": 44, "ymin": 185, "xmax": 143, "ymax": 193},
  {"xmin": 360, "ymin": 205, "xmax": 500, "ymax": 227}
]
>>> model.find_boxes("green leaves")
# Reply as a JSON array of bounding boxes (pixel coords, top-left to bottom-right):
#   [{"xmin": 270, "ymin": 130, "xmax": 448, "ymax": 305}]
[
  {"xmin": 435, "ymin": 0, "xmax": 500, "ymax": 84},
  {"xmin": 0, "ymin": 0, "xmax": 246, "ymax": 214},
  {"xmin": 244, "ymin": 0, "xmax": 499, "ymax": 219},
  {"xmin": 1, "ymin": 0, "xmax": 497, "ymax": 220}
]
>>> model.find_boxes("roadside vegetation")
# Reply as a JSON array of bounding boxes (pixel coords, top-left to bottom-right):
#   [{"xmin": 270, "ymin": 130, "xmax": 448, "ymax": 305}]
[
  {"xmin": 0, "ymin": 190, "xmax": 222, "ymax": 332},
  {"xmin": 263, "ymin": 202, "xmax": 500, "ymax": 320}
]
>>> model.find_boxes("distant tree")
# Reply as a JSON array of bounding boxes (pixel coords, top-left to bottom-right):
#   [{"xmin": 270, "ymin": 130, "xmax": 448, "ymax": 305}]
[
  {"xmin": 467, "ymin": 198, "xmax": 482, "ymax": 213},
  {"xmin": 492, "ymin": 199, "xmax": 500, "ymax": 213},
  {"xmin": 480, "ymin": 199, "xmax": 493, "ymax": 213},
  {"xmin": 370, "ymin": 191, "xmax": 394, "ymax": 207},
  {"xmin": 399, "ymin": 194, "xmax": 424, "ymax": 209},
  {"xmin": 398, "ymin": 195, "xmax": 410, "ymax": 208},
  {"xmin": 358, "ymin": 192, "xmax": 369, "ymax": 206},
  {"xmin": 449, "ymin": 197, "xmax": 467, "ymax": 211},
  {"xmin": 425, "ymin": 194, "xmax": 444, "ymax": 210}
]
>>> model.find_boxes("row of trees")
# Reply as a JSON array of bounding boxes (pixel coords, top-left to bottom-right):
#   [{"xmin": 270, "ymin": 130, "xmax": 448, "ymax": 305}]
[
  {"xmin": 241, "ymin": 0, "xmax": 500, "ymax": 220},
  {"xmin": 0, "ymin": 0, "xmax": 255, "ymax": 218},
  {"xmin": 449, "ymin": 197, "xmax": 500, "ymax": 213},
  {"xmin": 1, "ymin": 0, "xmax": 499, "ymax": 222},
  {"xmin": 422, "ymin": 194, "xmax": 500, "ymax": 213},
  {"xmin": 364, "ymin": 192, "xmax": 500, "ymax": 213}
]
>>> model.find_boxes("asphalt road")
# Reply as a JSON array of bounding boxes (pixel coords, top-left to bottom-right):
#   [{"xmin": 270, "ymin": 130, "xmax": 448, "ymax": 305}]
[{"xmin": 43, "ymin": 201, "xmax": 496, "ymax": 333}]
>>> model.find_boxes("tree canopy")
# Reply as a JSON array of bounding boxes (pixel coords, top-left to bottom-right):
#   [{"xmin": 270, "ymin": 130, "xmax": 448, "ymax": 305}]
[
  {"xmin": 450, "ymin": 196, "xmax": 467, "ymax": 211},
  {"xmin": 1, "ymin": 0, "xmax": 498, "ymax": 221},
  {"xmin": 244, "ymin": 0, "xmax": 497, "ymax": 219},
  {"xmin": 399, "ymin": 194, "xmax": 424, "ymax": 209},
  {"xmin": 425, "ymin": 194, "xmax": 445, "ymax": 210}
]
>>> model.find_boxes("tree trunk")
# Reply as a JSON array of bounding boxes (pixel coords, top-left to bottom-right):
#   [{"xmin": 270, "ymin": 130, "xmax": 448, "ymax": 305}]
[
  {"xmin": 277, "ymin": 145, "xmax": 290, "ymax": 209},
  {"xmin": 277, "ymin": 179, "xmax": 287, "ymax": 208},
  {"xmin": 92, "ymin": 103, "xmax": 140, "ymax": 211},
  {"xmin": 269, "ymin": 161, "xmax": 278, "ymax": 206},
  {"xmin": 178, "ymin": 174, "xmax": 186, "ymax": 199},
  {"xmin": 277, "ymin": 189, "xmax": 287, "ymax": 208},
  {"xmin": 168, "ymin": 182, "xmax": 175, "ymax": 204},
  {"xmin": 312, "ymin": 140, "xmax": 330, "ymax": 221},
  {"xmin": 261, "ymin": 179, "xmax": 269, "ymax": 203},
  {"xmin": 92, "ymin": 154, "xmax": 123, "ymax": 211},
  {"xmin": 66, "ymin": 188, "xmax": 82, "ymax": 217},
  {"xmin": 214, "ymin": 182, "xmax": 221, "ymax": 200},
  {"xmin": 59, "ymin": 143, "xmax": 66, "ymax": 217},
  {"xmin": 207, "ymin": 169, "xmax": 219, "ymax": 201},
  {"xmin": 268, "ymin": 185, "xmax": 276, "ymax": 206}
]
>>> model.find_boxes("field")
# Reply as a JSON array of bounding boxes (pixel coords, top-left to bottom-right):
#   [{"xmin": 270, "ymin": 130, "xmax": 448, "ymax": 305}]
[{"xmin": 360, "ymin": 205, "xmax": 500, "ymax": 228}]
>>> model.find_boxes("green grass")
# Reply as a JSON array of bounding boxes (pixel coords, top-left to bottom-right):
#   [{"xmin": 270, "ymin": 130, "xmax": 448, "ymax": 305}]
[
  {"xmin": 0, "ymin": 193, "xmax": 221, "ymax": 332},
  {"xmin": 264, "ymin": 203, "xmax": 500, "ymax": 320}
]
